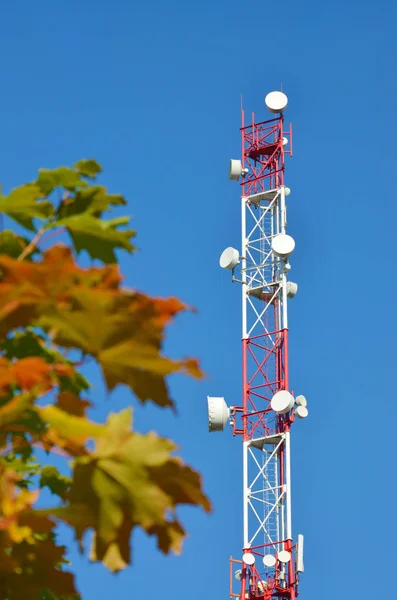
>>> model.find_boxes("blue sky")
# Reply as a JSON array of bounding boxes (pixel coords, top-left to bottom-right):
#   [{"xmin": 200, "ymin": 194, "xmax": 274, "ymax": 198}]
[{"xmin": 1, "ymin": 1, "xmax": 396, "ymax": 598}]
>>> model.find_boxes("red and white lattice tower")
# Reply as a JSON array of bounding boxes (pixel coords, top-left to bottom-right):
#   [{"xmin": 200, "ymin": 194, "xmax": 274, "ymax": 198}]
[{"xmin": 208, "ymin": 91, "xmax": 307, "ymax": 600}]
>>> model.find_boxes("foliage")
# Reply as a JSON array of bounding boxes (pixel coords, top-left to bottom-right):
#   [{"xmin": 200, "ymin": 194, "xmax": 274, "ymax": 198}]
[{"xmin": 0, "ymin": 161, "xmax": 209, "ymax": 598}]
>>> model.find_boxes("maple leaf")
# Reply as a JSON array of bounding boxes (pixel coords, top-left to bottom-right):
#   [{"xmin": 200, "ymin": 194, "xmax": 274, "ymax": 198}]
[
  {"xmin": 1, "ymin": 332, "xmax": 91, "ymax": 402},
  {"xmin": 49, "ymin": 214, "xmax": 135, "ymax": 263},
  {"xmin": 11, "ymin": 357, "xmax": 53, "ymax": 392},
  {"xmin": 146, "ymin": 519, "xmax": 185, "ymax": 554},
  {"xmin": 73, "ymin": 159, "xmax": 102, "ymax": 178},
  {"xmin": 0, "ymin": 184, "xmax": 53, "ymax": 231},
  {"xmin": 1, "ymin": 331, "xmax": 50, "ymax": 360},
  {"xmin": 0, "ymin": 257, "xmax": 57, "ymax": 336},
  {"xmin": 0, "ymin": 357, "xmax": 71, "ymax": 403},
  {"xmin": 36, "ymin": 167, "xmax": 89, "ymax": 196},
  {"xmin": 57, "ymin": 371, "xmax": 91, "ymax": 397},
  {"xmin": 90, "ymin": 537, "xmax": 128, "ymax": 572},
  {"xmin": 0, "ymin": 393, "xmax": 35, "ymax": 429},
  {"xmin": 39, "ymin": 290, "xmax": 202, "ymax": 407},
  {"xmin": 56, "ymin": 392, "xmax": 92, "ymax": 418},
  {"xmin": 0, "ymin": 246, "xmax": 122, "ymax": 336},
  {"xmin": 37, "ymin": 405, "xmax": 105, "ymax": 449},
  {"xmin": 0, "ymin": 230, "xmax": 39, "ymax": 259},
  {"xmin": 40, "ymin": 466, "xmax": 71, "ymax": 500},
  {"xmin": 45, "ymin": 409, "xmax": 210, "ymax": 571},
  {"xmin": 56, "ymin": 186, "xmax": 126, "ymax": 220},
  {"xmin": 25, "ymin": 161, "xmax": 134, "ymax": 261}
]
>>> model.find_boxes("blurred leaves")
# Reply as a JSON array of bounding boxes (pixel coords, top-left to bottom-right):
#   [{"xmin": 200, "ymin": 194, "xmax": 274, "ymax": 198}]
[
  {"xmin": 0, "ymin": 161, "xmax": 208, "ymax": 597},
  {"xmin": 0, "ymin": 466, "xmax": 78, "ymax": 599},
  {"xmin": 0, "ymin": 246, "xmax": 202, "ymax": 406},
  {"xmin": 39, "ymin": 467, "xmax": 71, "ymax": 501}
]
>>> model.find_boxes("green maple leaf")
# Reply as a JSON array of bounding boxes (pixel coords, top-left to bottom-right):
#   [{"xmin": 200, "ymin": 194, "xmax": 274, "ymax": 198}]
[
  {"xmin": 57, "ymin": 371, "xmax": 91, "ymax": 397},
  {"xmin": 49, "ymin": 180, "xmax": 131, "ymax": 262},
  {"xmin": 36, "ymin": 167, "xmax": 88, "ymax": 196},
  {"xmin": 49, "ymin": 214, "xmax": 135, "ymax": 263},
  {"xmin": 40, "ymin": 466, "xmax": 71, "ymax": 500},
  {"xmin": 0, "ymin": 185, "xmax": 53, "ymax": 231},
  {"xmin": 56, "ymin": 186, "xmax": 126, "ymax": 220},
  {"xmin": 1, "ymin": 331, "xmax": 51, "ymax": 361},
  {"xmin": 73, "ymin": 159, "xmax": 102, "ymax": 178},
  {"xmin": 0, "ymin": 230, "xmax": 40, "ymax": 259},
  {"xmin": 46, "ymin": 409, "xmax": 210, "ymax": 572}
]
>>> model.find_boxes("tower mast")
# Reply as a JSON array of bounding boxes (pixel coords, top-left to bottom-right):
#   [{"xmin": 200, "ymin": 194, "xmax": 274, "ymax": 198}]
[{"xmin": 208, "ymin": 91, "xmax": 307, "ymax": 600}]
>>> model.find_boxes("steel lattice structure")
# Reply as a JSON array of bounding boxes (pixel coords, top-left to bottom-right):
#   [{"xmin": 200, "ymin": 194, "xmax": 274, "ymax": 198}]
[{"xmin": 212, "ymin": 95, "xmax": 305, "ymax": 600}]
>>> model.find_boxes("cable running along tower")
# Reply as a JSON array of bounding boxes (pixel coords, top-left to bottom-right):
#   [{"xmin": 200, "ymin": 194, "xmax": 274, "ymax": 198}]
[{"xmin": 207, "ymin": 91, "xmax": 307, "ymax": 600}]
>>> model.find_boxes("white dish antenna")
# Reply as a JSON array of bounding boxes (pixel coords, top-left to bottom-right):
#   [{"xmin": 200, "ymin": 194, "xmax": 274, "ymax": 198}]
[
  {"xmin": 287, "ymin": 281, "xmax": 298, "ymax": 298},
  {"xmin": 295, "ymin": 405, "xmax": 309, "ymax": 419},
  {"xmin": 271, "ymin": 390, "xmax": 294, "ymax": 415},
  {"xmin": 295, "ymin": 395, "xmax": 307, "ymax": 407},
  {"xmin": 229, "ymin": 159, "xmax": 243, "ymax": 181},
  {"xmin": 220, "ymin": 247, "xmax": 239, "ymax": 270},
  {"xmin": 265, "ymin": 91, "xmax": 288, "ymax": 114},
  {"xmin": 272, "ymin": 233, "xmax": 295, "ymax": 258},
  {"xmin": 263, "ymin": 554, "xmax": 276, "ymax": 568},
  {"xmin": 278, "ymin": 550, "xmax": 291, "ymax": 564},
  {"xmin": 207, "ymin": 396, "xmax": 230, "ymax": 432},
  {"xmin": 242, "ymin": 552, "xmax": 255, "ymax": 565},
  {"xmin": 284, "ymin": 186, "xmax": 291, "ymax": 196}
]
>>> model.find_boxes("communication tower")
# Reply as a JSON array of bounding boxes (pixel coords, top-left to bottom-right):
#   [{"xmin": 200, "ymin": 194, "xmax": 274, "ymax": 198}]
[{"xmin": 207, "ymin": 91, "xmax": 307, "ymax": 600}]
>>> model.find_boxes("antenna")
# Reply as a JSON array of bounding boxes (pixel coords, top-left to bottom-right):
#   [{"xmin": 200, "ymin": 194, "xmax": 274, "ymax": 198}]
[{"xmin": 207, "ymin": 91, "xmax": 308, "ymax": 600}]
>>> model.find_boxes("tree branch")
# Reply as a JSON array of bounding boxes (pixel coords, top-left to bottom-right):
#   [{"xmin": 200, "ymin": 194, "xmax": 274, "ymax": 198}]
[{"xmin": 17, "ymin": 227, "xmax": 45, "ymax": 261}]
